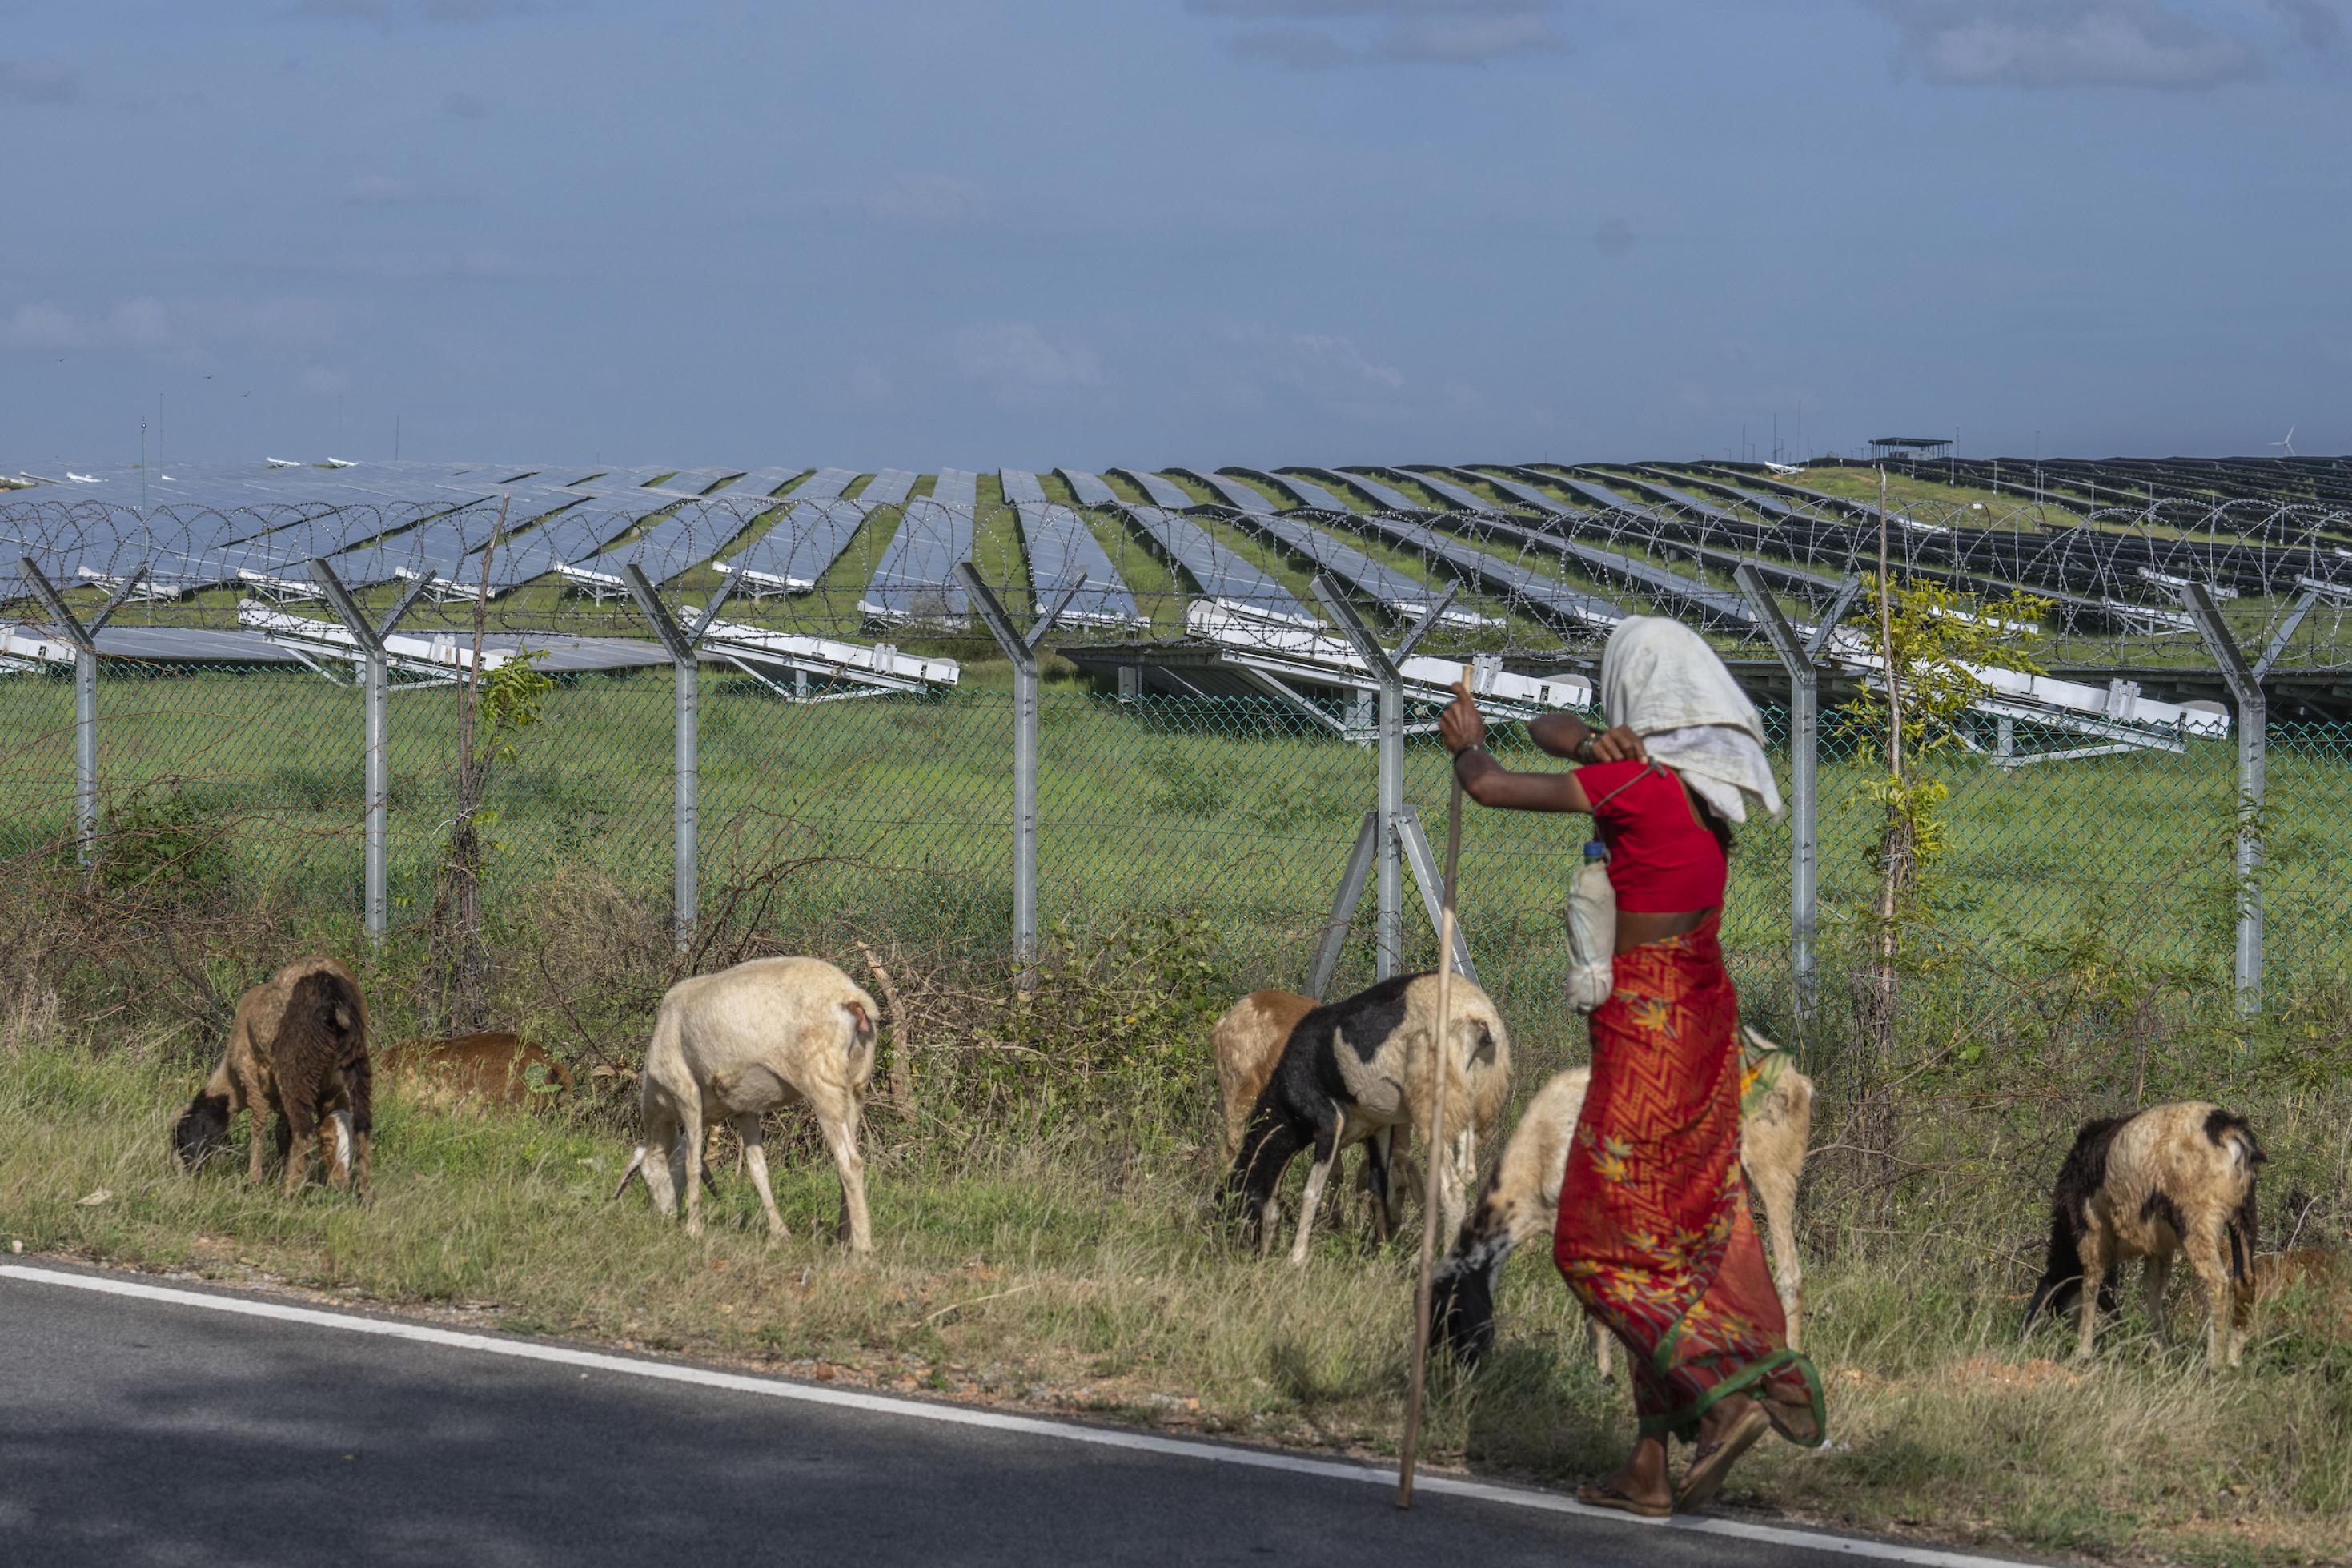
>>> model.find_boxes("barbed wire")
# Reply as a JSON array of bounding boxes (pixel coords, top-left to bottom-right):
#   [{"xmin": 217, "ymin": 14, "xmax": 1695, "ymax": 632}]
[{"xmin": 2, "ymin": 475, "xmax": 2349, "ymax": 683}]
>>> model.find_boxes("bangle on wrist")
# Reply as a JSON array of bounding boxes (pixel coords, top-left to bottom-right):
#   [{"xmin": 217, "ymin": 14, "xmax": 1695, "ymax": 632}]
[{"xmin": 1573, "ymin": 734, "xmax": 1597, "ymax": 764}]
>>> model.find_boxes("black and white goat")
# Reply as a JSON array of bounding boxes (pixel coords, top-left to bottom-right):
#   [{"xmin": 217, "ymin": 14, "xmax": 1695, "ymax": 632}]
[
  {"xmin": 1431, "ymin": 1029, "xmax": 1813, "ymax": 1375},
  {"xmin": 2024, "ymin": 1102, "xmax": 2264, "ymax": 1368},
  {"xmin": 1226, "ymin": 972, "xmax": 1511, "ymax": 1265}
]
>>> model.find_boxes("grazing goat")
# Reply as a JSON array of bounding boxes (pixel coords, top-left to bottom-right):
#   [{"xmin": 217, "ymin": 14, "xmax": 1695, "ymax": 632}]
[
  {"xmin": 1228, "ymin": 972, "xmax": 1511, "ymax": 1265},
  {"xmin": 2024, "ymin": 1102, "xmax": 2264, "ymax": 1368},
  {"xmin": 1213, "ymin": 988, "xmax": 1395, "ymax": 1238},
  {"xmin": 379, "ymin": 1032, "xmax": 576, "ymax": 1110},
  {"xmin": 171, "ymin": 957, "xmax": 372, "ymax": 1197},
  {"xmin": 1214, "ymin": 989, "xmax": 1319, "ymax": 1163},
  {"xmin": 1432, "ymin": 1029, "xmax": 1813, "ymax": 1376},
  {"xmin": 613, "ymin": 956, "xmax": 878, "ymax": 1252}
]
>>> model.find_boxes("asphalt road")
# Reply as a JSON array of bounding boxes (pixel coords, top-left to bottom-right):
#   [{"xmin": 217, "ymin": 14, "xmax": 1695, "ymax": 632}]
[{"xmin": 0, "ymin": 1261, "xmax": 2001, "ymax": 1567}]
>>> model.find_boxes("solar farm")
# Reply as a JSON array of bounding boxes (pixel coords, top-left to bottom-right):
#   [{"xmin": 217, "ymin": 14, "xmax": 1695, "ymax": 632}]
[{"xmin": 5, "ymin": 448, "xmax": 2350, "ymax": 1029}]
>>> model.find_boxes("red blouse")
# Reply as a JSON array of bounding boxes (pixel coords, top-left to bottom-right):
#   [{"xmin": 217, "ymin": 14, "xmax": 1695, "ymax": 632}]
[{"xmin": 1575, "ymin": 760, "xmax": 1726, "ymax": 913}]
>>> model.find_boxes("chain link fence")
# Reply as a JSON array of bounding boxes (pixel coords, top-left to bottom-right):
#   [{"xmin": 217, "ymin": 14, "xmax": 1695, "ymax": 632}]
[{"xmin": 5, "ymin": 482, "xmax": 2350, "ymax": 1048}]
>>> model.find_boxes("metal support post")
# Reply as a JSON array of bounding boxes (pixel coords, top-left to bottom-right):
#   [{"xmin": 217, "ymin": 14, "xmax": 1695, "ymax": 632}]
[
  {"xmin": 2181, "ymin": 582, "xmax": 2302, "ymax": 1017},
  {"xmin": 19, "ymin": 558, "xmax": 143, "ymax": 868},
  {"xmin": 1308, "ymin": 575, "xmax": 1455, "ymax": 988},
  {"xmin": 956, "ymin": 562, "xmax": 1086, "ymax": 985},
  {"xmin": 626, "ymin": 564, "xmax": 741, "ymax": 952},
  {"xmin": 1736, "ymin": 565, "xmax": 1856, "ymax": 1037},
  {"xmin": 311, "ymin": 559, "xmax": 435, "ymax": 942}
]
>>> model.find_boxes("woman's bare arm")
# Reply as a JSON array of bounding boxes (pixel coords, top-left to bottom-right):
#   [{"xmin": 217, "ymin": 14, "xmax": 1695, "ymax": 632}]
[
  {"xmin": 1452, "ymin": 748, "xmax": 1591, "ymax": 812},
  {"xmin": 1439, "ymin": 680, "xmax": 1644, "ymax": 815}
]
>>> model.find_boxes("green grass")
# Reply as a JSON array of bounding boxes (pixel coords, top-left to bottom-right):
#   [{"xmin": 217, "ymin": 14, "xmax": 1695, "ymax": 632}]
[
  {"xmin": 6, "ymin": 670, "xmax": 2350, "ymax": 1037},
  {"xmin": 3, "ymin": 1017, "xmax": 2347, "ymax": 1567}
]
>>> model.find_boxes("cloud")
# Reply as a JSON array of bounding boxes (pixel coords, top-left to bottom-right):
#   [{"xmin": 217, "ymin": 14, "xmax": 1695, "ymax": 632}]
[
  {"xmin": 2263, "ymin": 0, "xmax": 2342, "ymax": 49},
  {"xmin": 1281, "ymin": 333, "xmax": 1404, "ymax": 391},
  {"xmin": 1191, "ymin": 0, "xmax": 1569, "ymax": 67},
  {"xmin": 952, "ymin": 321, "xmax": 1104, "ymax": 407},
  {"xmin": 1864, "ymin": 2, "xmax": 2266, "ymax": 88},
  {"xmin": 0, "ymin": 295, "xmax": 336, "ymax": 354},
  {"xmin": 0, "ymin": 60, "xmax": 80, "ymax": 105},
  {"xmin": 865, "ymin": 173, "xmax": 985, "ymax": 227}
]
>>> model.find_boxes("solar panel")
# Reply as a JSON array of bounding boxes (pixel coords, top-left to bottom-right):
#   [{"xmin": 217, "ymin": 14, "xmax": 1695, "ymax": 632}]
[
  {"xmin": 1318, "ymin": 510, "xmax": 1628, "ymax": 631},
  {"xmin": 1059, "ymin": 470, "xmax": 1122, "ymax": 507},
  {"xmin": 1309, "ymin": 469, "xmax": 1423, "ymax": 512},
  {"xmin": 713, "ymin": 467, "xmax": 797, "ymax": 502},
  {"xmin": 1001, "ymin": 473, "xmax": 1146, "ymax": 628},
  {"xmin": 860, "ymin": 469, "xmax": 919, "ymax": 508},
  {"xmin": 1210, "ymin": 505, "xmax": 1487, "ymax": 627},
  {"xmin": 1452, "ymin": 468, "xmax": 1577, "ymax": 516},
  {"xmin": 1230, "ymin": 468, "xmax": 1351, "ymax": 513},
  {"xmin": 720, "ymin": 495, "xmax": 873, "ymax": 593},
  {"xmin": 1114, "ymin": 505, "xmax": 1312, "ymax": 624},
  {"xmin": 932, "ymin": 468, "xmax": 979, "ymax": 510},
  {"xmin": 861, "ymin": 490, "xmax": 975, "ymax": 626},
  {"xmin": 1180, "ymin": 470, "xmax": 1281, "ymax": 515},
  {"xmin": 1109, "ymin": 469, "xmax": 1195, "ymax": 510},
  {"xmin": 1396, "ymin": 468, "xmax": 1491, "ymax": 513},
  {"xmin": 788, "ymin": 467, "xmax": 861, "ymax": 503},
  {"xmin": 656, "ymin": 467, "xmax": 741, "ymax": 497}
]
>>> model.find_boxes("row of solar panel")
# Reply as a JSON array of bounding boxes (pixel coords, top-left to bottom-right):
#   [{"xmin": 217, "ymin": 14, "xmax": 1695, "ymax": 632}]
[{"xmin": 9, "ymin": 459, "xmax": 2345, "ymax": 639}]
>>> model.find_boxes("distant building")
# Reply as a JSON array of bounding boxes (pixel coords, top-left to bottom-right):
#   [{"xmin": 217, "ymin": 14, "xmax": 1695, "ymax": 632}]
[{"xmin": 1868, "ymin": 436, "xmax": 1953, "ymax": 462}]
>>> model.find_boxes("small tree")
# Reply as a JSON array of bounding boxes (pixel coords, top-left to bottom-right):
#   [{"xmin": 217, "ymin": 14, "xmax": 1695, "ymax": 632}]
[
  {"xmin": 1843, "ymin": 476, "xmax": 2049, "ymax": 1192},
  {"xmin": 420, "ymin": 500, "xmax": 554, "ymax": 1035}
]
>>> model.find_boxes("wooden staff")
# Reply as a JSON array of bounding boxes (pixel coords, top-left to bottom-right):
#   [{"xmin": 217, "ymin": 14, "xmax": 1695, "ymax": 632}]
[{"xmin": 1397, "ymin": 729, "xmax": 1468, "ymax": 1508}]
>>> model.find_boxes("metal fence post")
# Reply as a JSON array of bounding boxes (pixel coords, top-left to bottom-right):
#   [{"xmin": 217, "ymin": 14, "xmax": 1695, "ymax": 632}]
[
  {"xmin": 626, "ymin": 565, "xmax": 741, "ymax": 952},
  {"xmin": 311, "ymin": 560, "xmax": 435, "ymax": 942},
  {"xmin": 2181, "ymin": 582, "xmax": 2305, "ymax": 1017},
  {"xmin": 18, "ymin": 558, "xmax": 143, "ymax": 869},
  {"xmin": 1309, "ymin": 575, "xmax": 1453, "ymax": 983},
  {"xmin": 955, "ymin": 562, "xmax": 1085, "ymax": 985},
  {"xmin": 1736, "ymin": 566, "xmax": 1859, "ymax": 1037}
]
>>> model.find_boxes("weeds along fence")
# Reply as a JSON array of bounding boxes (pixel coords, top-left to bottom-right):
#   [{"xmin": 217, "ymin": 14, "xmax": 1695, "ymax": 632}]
[{"xmin": 6, "ymin": 484, "xmax": 2352, "ymax": 1073}]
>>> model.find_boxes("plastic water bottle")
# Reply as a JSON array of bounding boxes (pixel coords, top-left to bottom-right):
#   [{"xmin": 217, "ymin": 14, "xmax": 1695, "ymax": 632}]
[{"xmin": 1563, "ymin": 840, "xmax": 1616, "ymax": 1013}]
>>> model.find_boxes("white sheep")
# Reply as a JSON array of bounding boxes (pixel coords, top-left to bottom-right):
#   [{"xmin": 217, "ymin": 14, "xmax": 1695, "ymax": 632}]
[
  {"xmin": 612, "ymin": 956, "xmax": 878, "ymax": 1252},
  {"xmin": 2023, "ymin": 1101, "xmax": 2264, "ymax": 1368},
  {"xmin": 1431, "ymin": 1029, "xmax": 1813, "ymax": 1377},
  {"xmin": 1226, "ymin": 972, "xmax": 1511, "ymax": 1265}
]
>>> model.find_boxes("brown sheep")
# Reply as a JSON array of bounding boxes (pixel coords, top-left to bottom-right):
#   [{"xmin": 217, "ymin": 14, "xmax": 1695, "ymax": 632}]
[
  {"xmin": 1431, "ymin": 1029, "xmax": 1812, "ymax": 1377},
  {"xmin": 613, "ymin": 956, "xmax": 878, "ymax": 1252},
  {"xmin": 171, "ymin": 957, "xmax": 372, "ymax": 1198},
  {"xmin": 379, "ymin": 1032, "xmax": 576, "ymax": 1110},
  {"xmin": 2025, "ymin": 1102, "xmax": 2264, "ymax": 1368},
  {"xmin": 1227, "ymin": 971, "xmax": 1511, "ymax": 1265}
]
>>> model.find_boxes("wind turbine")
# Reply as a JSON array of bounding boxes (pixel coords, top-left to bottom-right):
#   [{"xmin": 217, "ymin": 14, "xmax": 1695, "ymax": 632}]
[{"xmin": 2272, "ymin": 426, "xmax": 2296, "ymax": 458}]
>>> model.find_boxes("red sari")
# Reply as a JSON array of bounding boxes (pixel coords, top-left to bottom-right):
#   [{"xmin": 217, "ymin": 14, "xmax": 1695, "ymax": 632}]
[{"xmin": 1554, "ymin": 913, "xmax": 1824, "ymax": 1445}]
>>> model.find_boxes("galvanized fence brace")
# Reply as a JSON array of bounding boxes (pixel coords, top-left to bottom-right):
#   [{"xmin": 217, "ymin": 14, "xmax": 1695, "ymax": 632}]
[
  {"xmin": 310, "ymin": 559, "xmax": 436, "ymax": 942},
  {"xmin": 624, "ymin": 563, "xmax": 749, "ymax": 951},
  {"xmin": 17, "ymin": 557, "xmax": 145, "ymax": 868},
  {"xmin": 1736, "ymin": 563, "xmax": 1861, "ymax": 1037},
  {"xmin": 954, "ymin": 561, "xmax": 1087, "ymax": 985}
]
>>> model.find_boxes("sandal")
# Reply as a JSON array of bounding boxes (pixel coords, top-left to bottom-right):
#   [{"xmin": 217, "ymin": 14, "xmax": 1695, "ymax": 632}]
[
  {"xmin": 1674, "ymin": 1402, "xmax": 1771, "ymax": 1513},
  {"xmin": 1576, "ymin": 1481, "xmax": 1671, "ymax": 1520}
]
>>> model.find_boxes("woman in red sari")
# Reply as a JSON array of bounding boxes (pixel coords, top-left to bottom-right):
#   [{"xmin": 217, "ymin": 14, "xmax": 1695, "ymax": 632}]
[{"xmin": 1439, "ymin": 617, "xmax": 1824, "ymax": 1516}]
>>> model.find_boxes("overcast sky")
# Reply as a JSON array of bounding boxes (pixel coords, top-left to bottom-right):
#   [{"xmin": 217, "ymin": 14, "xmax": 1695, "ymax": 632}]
[{"xmin": 2, "ymin": 0, "xmax": 2346, "ymax": 471}]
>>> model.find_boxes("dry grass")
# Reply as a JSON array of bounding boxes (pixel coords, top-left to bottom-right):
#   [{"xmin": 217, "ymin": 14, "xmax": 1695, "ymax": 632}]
[{"xmin": 4, "ymin": 1033, "xmax": 2347, "ymax": 1567}]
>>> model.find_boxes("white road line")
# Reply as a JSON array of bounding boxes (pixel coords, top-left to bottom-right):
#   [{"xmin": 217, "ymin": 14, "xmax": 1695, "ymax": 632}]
[{"xmin": 2, "ymin": 1261, "xmax": 2021, "ymax": 1568}]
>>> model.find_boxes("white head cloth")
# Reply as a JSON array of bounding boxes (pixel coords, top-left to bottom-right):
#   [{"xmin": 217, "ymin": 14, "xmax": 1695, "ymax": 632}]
[{"xmin": 1598, "ymin": 616, "xmax": 1784, "ymax": 824}]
